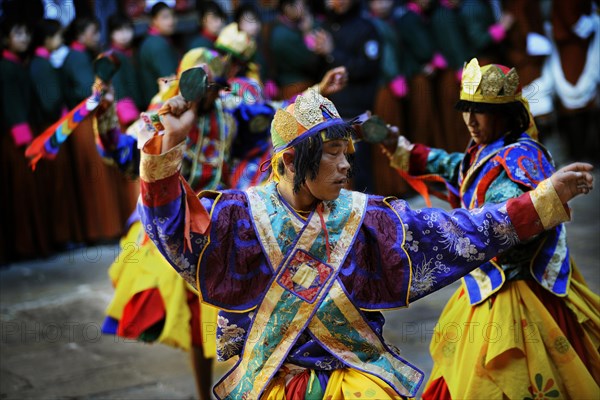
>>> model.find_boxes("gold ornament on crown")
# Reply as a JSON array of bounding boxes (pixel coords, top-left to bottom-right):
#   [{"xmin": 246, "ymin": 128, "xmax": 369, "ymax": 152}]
[
  {"xmin": 273, "ymin": 108, "xmax": 298, "ymax": 143},
  {"xmin": 461, "ymin": 58, "xmax": 521, "ymax": 100},
  {"xmin": 503, "ymin": 68, "xmax": 519, "ymax": 96},
  {"xmin": 294, "ymin": 89, "xmax": 340, "ymax": 130},
  {"xmin": 461, "ymin": 58, "xmax": 483, "ymax": 95},
  {"xmin": 480, "ymin": 66, "xmax": 504, "ymax": 97}
]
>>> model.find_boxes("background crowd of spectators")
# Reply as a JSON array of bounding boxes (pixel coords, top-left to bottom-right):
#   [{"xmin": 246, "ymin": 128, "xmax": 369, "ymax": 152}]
[{"xmin": 1, "ymin": 0, "xmax": 598, "ymax": 264}]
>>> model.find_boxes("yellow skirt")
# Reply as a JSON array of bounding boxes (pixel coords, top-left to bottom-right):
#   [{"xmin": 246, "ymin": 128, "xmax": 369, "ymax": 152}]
[
  {"xmin": 263, "ymin": 367, "xmax": 405, "ymax": 399},
  {"xmin": 424, "ymin": 266, "xmax": 600, "ymax": 399},
  {"xmin": 104, "ymin": 221, "xmax": 217, "ymax": 356}
]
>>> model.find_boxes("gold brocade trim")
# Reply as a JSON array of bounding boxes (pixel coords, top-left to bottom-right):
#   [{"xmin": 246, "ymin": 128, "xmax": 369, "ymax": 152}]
[
  {"xmin": 463, "ymin": 260, "xmax": 506, "ymax": 305},
  {"xmin": 309, "ymin": 282, "xmax": 423, "ymax": 397},
  {"xmin": 382, "ymin": 196, "xmax": 412, "ymax": 308},
  {"xmin": 140, "ymin": 140, "xmax": 185, "ymax": 182},
  {"xmin": 215, "ymin": 189, "xmax": 367, "ymax": 399},
  {"xmin": 390, "ymin": 143, "xmax": 412, "ymax": 171},
  {"xmin": 530, "ymin": 179, "xmax": 570, "ymax": 229}
]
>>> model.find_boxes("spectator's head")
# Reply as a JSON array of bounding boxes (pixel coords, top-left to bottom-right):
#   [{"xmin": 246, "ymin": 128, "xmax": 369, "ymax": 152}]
[
  {"xmin": 199, "ymin": 1, "xmax": 226, "ymax": 37},
  {"xmin": 456, "ymin": 58, "xmax": 534, "ymax": 144},
  {"xmin": 33, "ymin": 19, "xmax": 63, "ymax": 51},
  {"xmin": 368, "ymin": 0, "xmax": 395, "ymax": 18},
  {"xmin": 439, "ymin": 0, "xmax": 462, "ymax": 7},
  {"xmin": 413, "ymin": 0, "xmax": 433, "ymax": 11},
  {"xmin": 66, "ymin": 17, "xmax": 101, "ymax": 51},
  {"xmin": 234, "ymin": 3, "xmax": 262, "ymax": 39},
  {"xmin": 325, "ymin": 0, "xmax": 357, "ymax": 15},
  {"xmin": 150, "ymin": 2, "xmax": 176, "ymax": 36},
  {"xmin": 279, "ymin": 0, "xmax": 307, "ymax": 22},
  {"xmin": 108, "ymin": 13, "xmax": 134, "ymax": 49},
  {"xmin": 1, "ymin": 19, "xmax": 31, "ymax": 54}
]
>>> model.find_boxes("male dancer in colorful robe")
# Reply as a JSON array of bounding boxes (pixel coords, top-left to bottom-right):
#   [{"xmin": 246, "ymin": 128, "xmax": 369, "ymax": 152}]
[{"xmin": 138, "ymin": 87, "xmax": 593, "ymax": 398}]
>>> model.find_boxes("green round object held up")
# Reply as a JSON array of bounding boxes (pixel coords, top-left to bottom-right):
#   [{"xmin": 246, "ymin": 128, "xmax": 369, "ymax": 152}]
[
  {"xmin": 361, "ymin": 115, "xmax": 389, "ymax": 143},
  {"xmin": 179, "ymin": 67, "xmax": 208, "ymax": 102}
]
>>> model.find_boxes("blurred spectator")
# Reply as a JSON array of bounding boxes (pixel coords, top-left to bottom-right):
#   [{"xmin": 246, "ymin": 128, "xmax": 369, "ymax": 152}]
[
  {"xmin": 395, "ymin": 0, "xmax": 445, "ymax": 150},
  {"xmin": 30, "ymin": 19, "xmax": 65, "ymax": 127},
  {"xmin": 430, "ymin": 0, "xmax": 472, "ymax": 152},
  {"xmin": 316, "ymin": 0, "xmax": 380, "ymax": 118},
  {"xmin": 550, "ymin": 0, "xmax": 599, "ymax": 162},
  {"xmin": 459, "ymin": 0, "xmax": 514, "ymax": 64},
  {"xmin": 234, "ymin": 3, "xmax": 268, "ymax": 83},
  {"xmin": 267, "ymin": 0, "xmax": 325, "ymax": 99},
  {"xmin": 29, "ymin": 18, "xmax": 85, "ymax": 253},
  {"xmin": 1, "ymin": 0, "xmax": 92, "ymax": 29},
  {"xmin": 138, "ymin": 1, "xmax": 179, "ymax": 107},
  {"xmin": 239, "ymin": 0, "xmax": 279, "ymax": 24},
  {"xmin": 503, "ymin": 0, "xmax": 548, "ymax": 87},
  {"xmin": 1, "ymin": 0, "xmax": 93, "ymax": 68},
  {"xmin": 186, "ymin": 0, "xmax": 226, "ymax": 51},
  {"xmin": 107, "ymin": 13, "xmax": 143, "ymax": 127},
  {"xmin": 502, "ymin": 0, "xmax": 553, "ymax": 138},
  {"xmin": 0, "ymin": 18, "xmax": 51, "ymax": 263},
  {"xmin": 62, "ymin": 15, "xmax": 138, "ymax": 244},
  {"xmin": 93, "ymin": 0, "xmax": 119, "ymax": 47},
  {"xmin": 315, "ymin": 0, "xmax": 381, "ymax": 193},
  {"xmin": 61, "ymin": 16, "xmax": 100, "ymax": 108},
  {"xmin": 1, "ymin": 20, "xmax": 34, "ymax": 147},
  {"xmin": 366, "ymin": 0, "xmax": 409, "ymax": 196}
]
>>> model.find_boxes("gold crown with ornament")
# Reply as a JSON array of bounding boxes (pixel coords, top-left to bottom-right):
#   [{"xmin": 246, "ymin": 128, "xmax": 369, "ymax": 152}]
[
  {"xmin": 215, "ymin": 23, "xmax": 256, "ymax": 61},
  {"xmin": 271, "ymin": 89, "xmax": 350, "ymax": 153},
  {"xmin": 460, "ymin": 58, "xmax": 521, "ymax": 104}
]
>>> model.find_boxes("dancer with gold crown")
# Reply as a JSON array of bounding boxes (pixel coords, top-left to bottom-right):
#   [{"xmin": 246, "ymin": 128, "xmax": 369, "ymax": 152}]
[
  {"xmin": 94, "ymin": 23, "xmax": 347, "ymax": 400},
  {"xmin": 138, "ymin": 71, "xmax": 593, "ymax": 397},
  {"xmin": 389, "ymin": 58, "xmax": 600, "ymax": 399}
]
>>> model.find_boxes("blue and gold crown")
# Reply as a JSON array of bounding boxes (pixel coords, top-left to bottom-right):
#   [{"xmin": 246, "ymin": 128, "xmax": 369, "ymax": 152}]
[{"xmin": 271, "ymin": 89, "xmax": 347, "ymax": 153}]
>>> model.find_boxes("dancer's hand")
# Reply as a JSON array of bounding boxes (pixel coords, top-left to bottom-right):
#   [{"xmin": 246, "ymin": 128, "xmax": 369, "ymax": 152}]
[
  {"xmin": 318, "ymin": 66, "xmax": 348, "ymax": 96},
  {"xmin": 159, "ymin": 95, "xmax": 196, "ymax": 151},
  {"xmin": 92, "ymin": 78, "xmax": 114, "ymax": 113},
  {"xmin": 396, "ymin": 135, "xmax": 414, "ymax": 152},
  {"xmin": 551, "ymin": 163, "xmax": 594, "ymax": 203}
]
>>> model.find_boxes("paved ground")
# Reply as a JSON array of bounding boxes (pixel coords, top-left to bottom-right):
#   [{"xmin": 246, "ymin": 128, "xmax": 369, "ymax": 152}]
[{"xmin": 1, "ymin": 153, "xmax": 598, "ymax": 399}]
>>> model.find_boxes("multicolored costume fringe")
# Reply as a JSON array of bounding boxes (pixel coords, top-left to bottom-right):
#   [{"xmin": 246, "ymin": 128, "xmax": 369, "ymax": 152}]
[{"xmin": 25, "ymin": 93, "xmax": 101, "ymax": 169}]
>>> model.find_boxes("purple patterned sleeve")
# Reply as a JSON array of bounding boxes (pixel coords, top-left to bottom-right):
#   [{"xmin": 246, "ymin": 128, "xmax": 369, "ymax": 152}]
[
  {"xmin": 138, "ymin": 139, "xmax": 215, "ymax": 289},
  {"xmin": 138, "ymin": 181, "xmax": 213, "ymax": 288},
  {"xmin": 388, "ymin": 199, "xmax": 521, "ymax": 302}
]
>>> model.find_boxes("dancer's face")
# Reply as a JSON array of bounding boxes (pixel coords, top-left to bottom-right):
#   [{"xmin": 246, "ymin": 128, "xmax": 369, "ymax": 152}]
[
  {"xmin": 462, "ymin": 111, "xmax": 506, "ymax": 145},
  {"xmin": 303, "ymin": 139, "xmax": 351, "ymax": 201}
]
